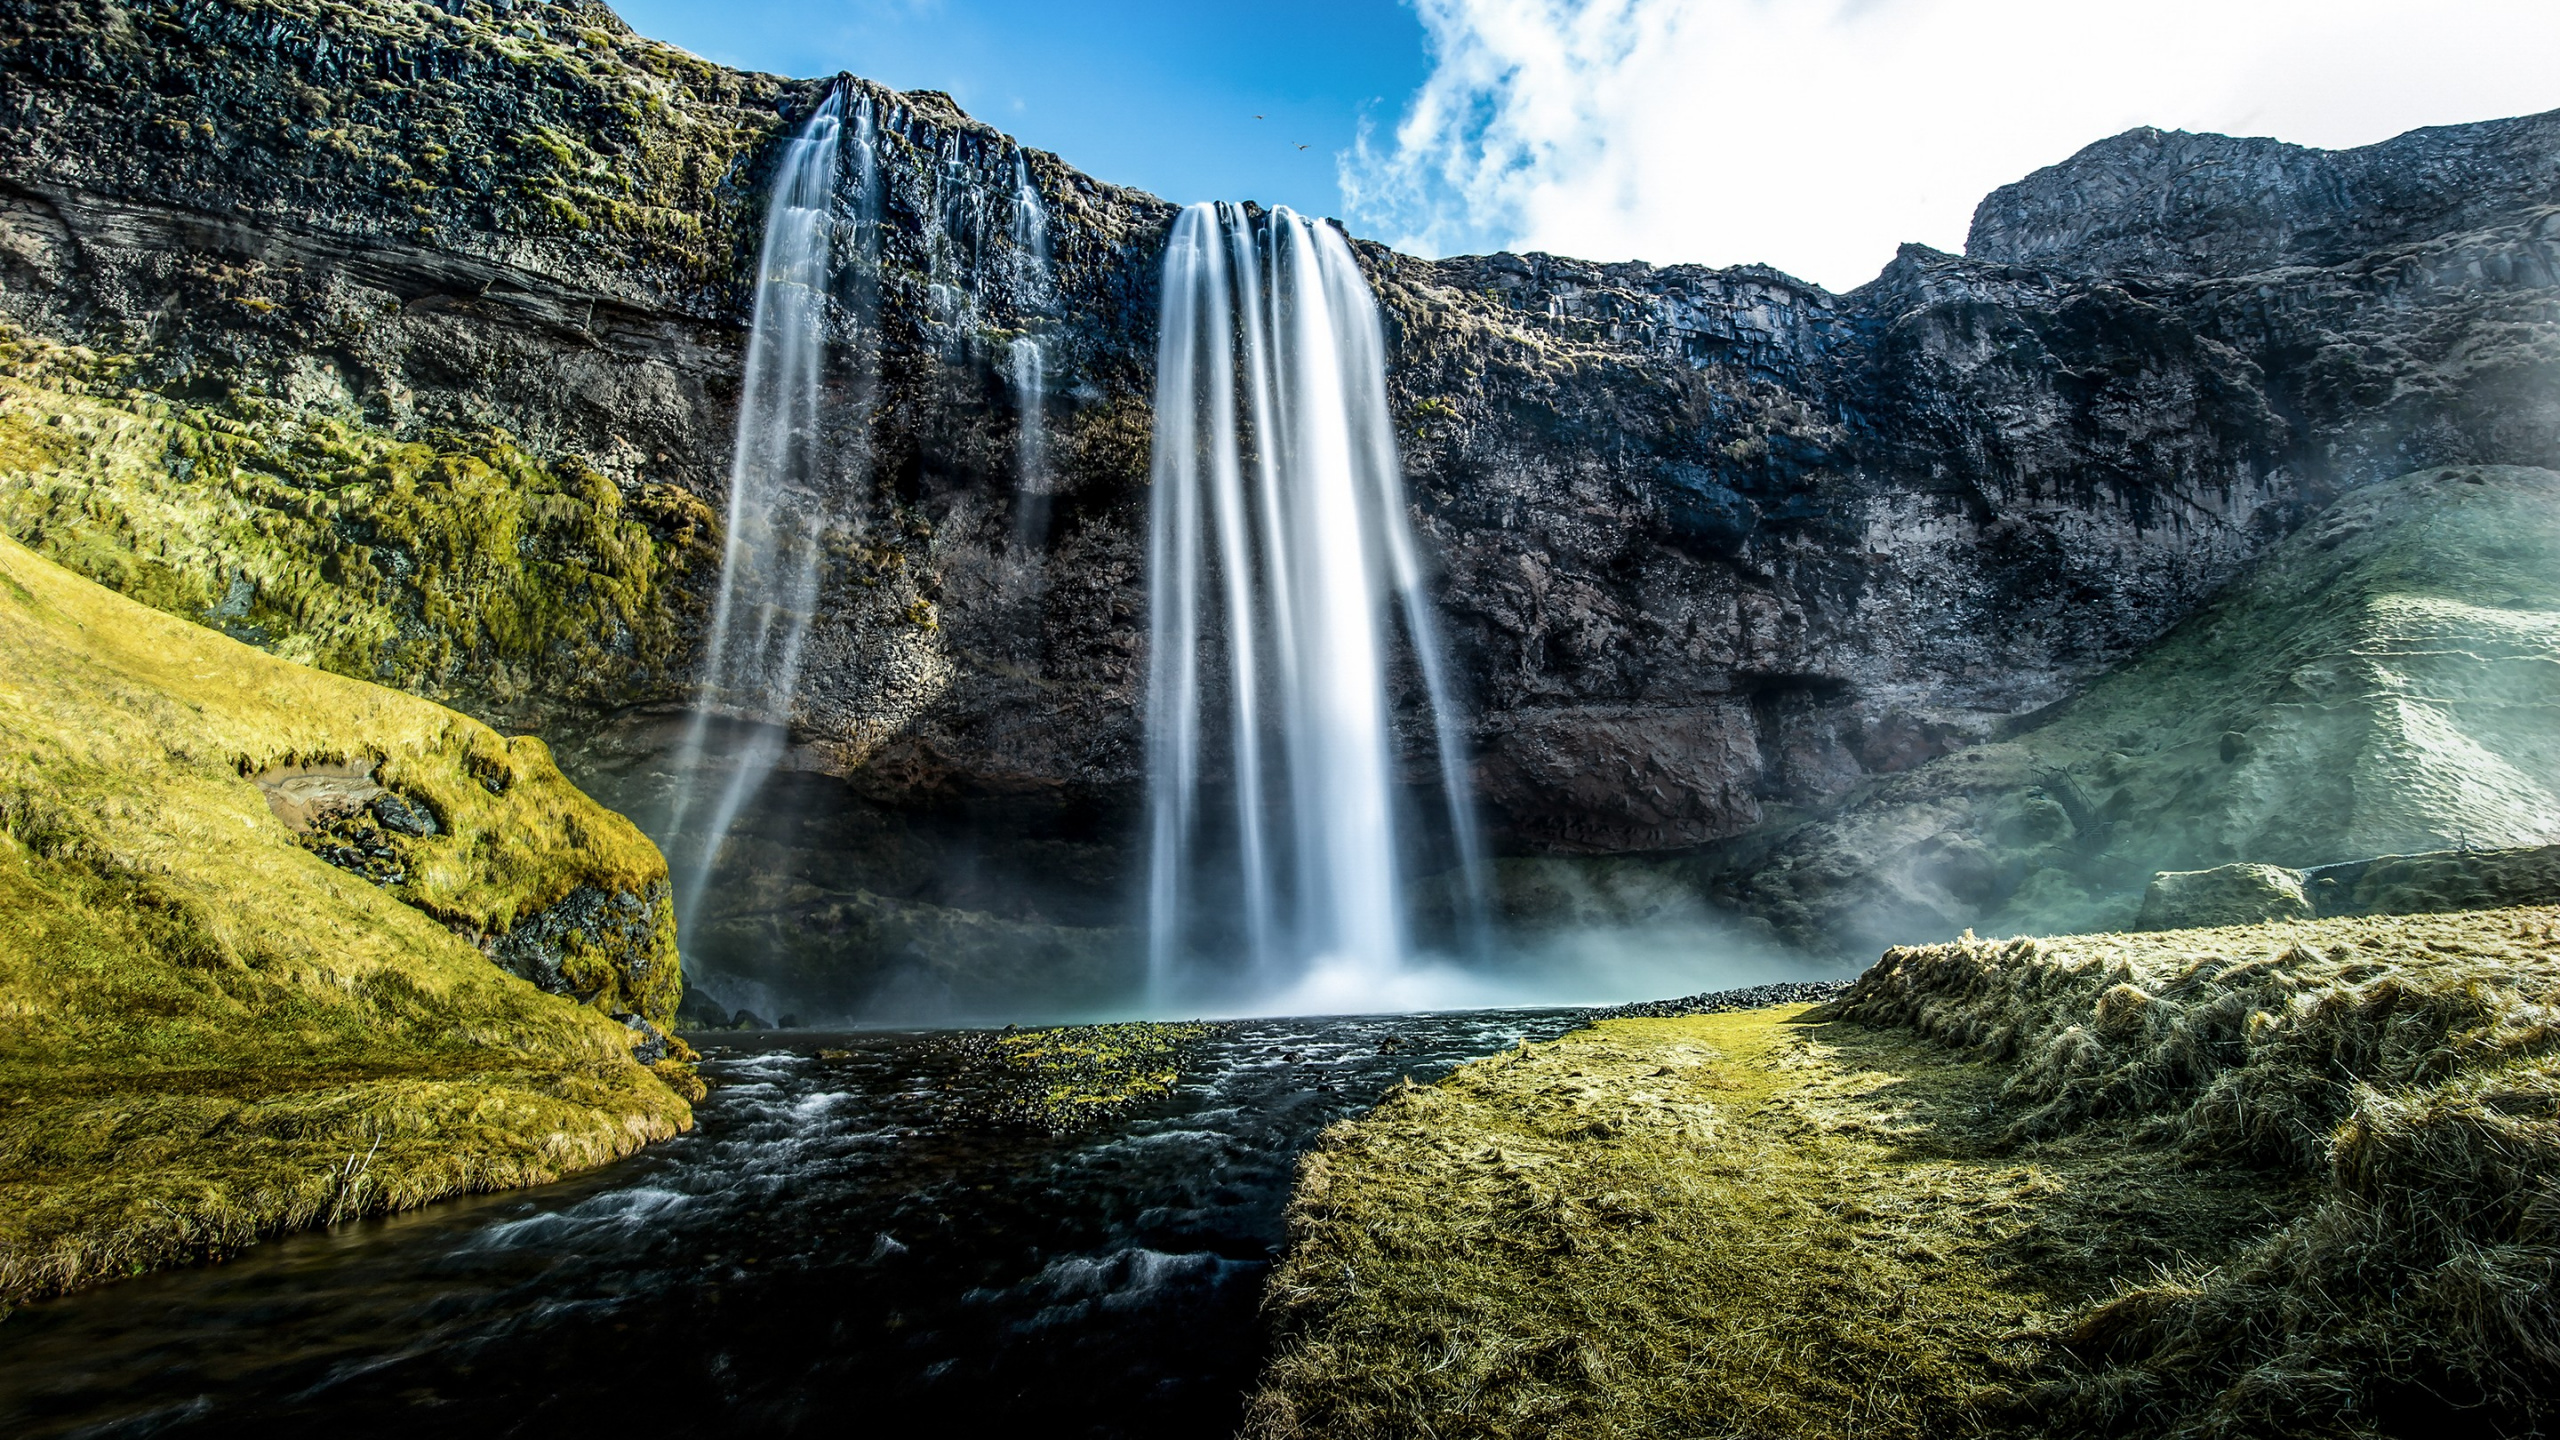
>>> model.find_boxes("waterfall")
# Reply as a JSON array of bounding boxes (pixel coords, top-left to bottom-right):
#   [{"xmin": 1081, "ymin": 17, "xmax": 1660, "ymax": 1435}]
[
  {"xmin": 1007, "ymin": 148, "xmax": 1052, "ymax": 547},
  {"xmin": 666, "ymin": 88, "xmax": 848, "ymax": 938},
  {"xmin": 1146, "ymin": 203, "xmax": 1491, "ymax": 1010},
  {"xmin": 1009, "ymin": 334, "xmax": 1048, "ymax": 546},
  {"xmin": 1009, "ymin": 147, "xmax": 1049, "ymax": 264}
]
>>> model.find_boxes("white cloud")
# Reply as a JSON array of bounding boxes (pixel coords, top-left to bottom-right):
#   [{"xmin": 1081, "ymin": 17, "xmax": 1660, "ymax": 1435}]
[{"xmin": 1343, "ymin": 0, "xmax": 2560, "ymax": 291}]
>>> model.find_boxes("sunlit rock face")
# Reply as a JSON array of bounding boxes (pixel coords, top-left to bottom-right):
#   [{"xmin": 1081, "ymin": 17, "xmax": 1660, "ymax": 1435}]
[
  {"xmin": 1967, "ymin": 112, "xmax": 2560, "ymax": 279},
  {"xmin": 1374, "ymin": 135, "xmax": 2559, "ymax": 853},
  {"xmin": 3, "ymin": 0, "xmax": 2555, "ymax": 1003}
]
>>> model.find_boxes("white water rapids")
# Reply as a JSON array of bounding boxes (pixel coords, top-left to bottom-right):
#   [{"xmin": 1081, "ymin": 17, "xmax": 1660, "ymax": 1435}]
[{"xmin": 1146, "ymin": 203, "xmax": 1491, "ymax": 1011}]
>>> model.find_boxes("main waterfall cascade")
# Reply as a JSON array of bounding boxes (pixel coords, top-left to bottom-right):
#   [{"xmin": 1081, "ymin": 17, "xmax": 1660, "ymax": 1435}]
[
  {"xmin": 1147, "ymin": 203, "xmax": 1493, "ymax": 1010},
  {"xmin": 666, "ymin": 88, "xmax": 862, "ymax": 941}
]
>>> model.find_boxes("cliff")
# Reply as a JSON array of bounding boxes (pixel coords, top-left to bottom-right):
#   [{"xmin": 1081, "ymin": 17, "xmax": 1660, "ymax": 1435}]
[
  {"xmin": 1969, "ymin": 111, "xmax": 2560, "ymax": 279},
  {"xmin": 1696, "ymin": 464, "xmax": 2560, "ymax": 957},
  {"xmin": 0, "ymin": 531, "xmax": 694, "ymax": 1303},
  {"xmin": 3, "ymin": 0, "xmax": 2555, "ymax": 1009}
]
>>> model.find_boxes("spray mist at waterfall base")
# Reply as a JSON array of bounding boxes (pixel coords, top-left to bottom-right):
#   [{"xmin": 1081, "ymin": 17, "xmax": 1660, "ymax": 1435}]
[{"xmin": 1159, "ymin": 884, "xmax": 1852, "ymax": 1022}]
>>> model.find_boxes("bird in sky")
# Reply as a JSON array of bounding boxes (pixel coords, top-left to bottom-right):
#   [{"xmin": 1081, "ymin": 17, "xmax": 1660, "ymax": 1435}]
[{"xmin": 1296, "ymin": 143, "xmax": 1308, "ymax": 150}]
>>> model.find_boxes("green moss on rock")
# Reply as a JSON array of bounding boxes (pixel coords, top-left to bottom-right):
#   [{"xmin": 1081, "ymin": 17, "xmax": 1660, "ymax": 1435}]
[
  {"xmin": 936, "ymin": 1021, "xmax": 1225, "ymax": 1133},
  {"xmin": 0, "ymin": 533, "xmax": 694, "ymax": 1305},
  {"xmin": 0, "ymin": 327, "xmax": 716, "ymax": 723},
  {"xmin": 10, "ymin": 0, "xmax": 788, "ymax": 289}
]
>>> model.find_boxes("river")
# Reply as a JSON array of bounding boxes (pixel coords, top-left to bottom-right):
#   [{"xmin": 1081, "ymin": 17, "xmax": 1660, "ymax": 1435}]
[{"xmin": 2, "ymin": 1009, "xmax": 1588, "ymax": 1438}]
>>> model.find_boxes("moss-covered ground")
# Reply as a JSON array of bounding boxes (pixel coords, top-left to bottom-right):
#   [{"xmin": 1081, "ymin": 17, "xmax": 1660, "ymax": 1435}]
[
  {"xmin": 935, "ymin": 1021, "xmax": 1226, "ymax": 1133},
  {"xmin": 1251, "ymin": 908, "xmax": 2560, "ymax": 1438},
  {"xmin": 0, "ymin": 535, "xmax": 695, "ymax": 1308}
]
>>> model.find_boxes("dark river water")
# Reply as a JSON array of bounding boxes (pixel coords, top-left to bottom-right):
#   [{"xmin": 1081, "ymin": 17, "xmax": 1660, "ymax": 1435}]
[{"xmin": 0, "ymin": 1009, "xmax": 1587, "ymax": 1439}]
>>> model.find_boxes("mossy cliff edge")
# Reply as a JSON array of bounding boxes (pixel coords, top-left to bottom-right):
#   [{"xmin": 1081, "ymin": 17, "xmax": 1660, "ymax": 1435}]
[
  {"xmin": 1673, "ymin": 464, "xmax": 2560, "ymax": 957},
  {"xmin": 0, "ymin": 535, "xmax": 695, "ymax": 1306},
  {"xmin": 0, "ymin": 326, "xmax": 719, "ymax": 730},
  {"xmin": 1253, "ymin": 910, "xmax": 2560, "ymax": 1438}
]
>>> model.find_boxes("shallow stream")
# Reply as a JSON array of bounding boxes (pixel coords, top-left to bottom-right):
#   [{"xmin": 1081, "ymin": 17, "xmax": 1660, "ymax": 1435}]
[{"xmin": 2, "ymin": 1009, "xmax": 1585, "ymax": 1438}]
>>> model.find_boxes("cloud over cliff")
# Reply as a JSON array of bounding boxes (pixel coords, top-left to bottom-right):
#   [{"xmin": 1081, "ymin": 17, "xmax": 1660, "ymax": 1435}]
[{"xmin": 1344, "ymin": 0, "xmax": 2560, "ymax": 290}]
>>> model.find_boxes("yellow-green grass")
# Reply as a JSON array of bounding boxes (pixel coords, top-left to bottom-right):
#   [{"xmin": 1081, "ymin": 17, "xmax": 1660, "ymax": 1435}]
[
  {"xmin": 0, "ymin": 535, "xmax": 693, "ymax": 1306},
  {"xmin": 938, "ymin": 1022, "xmax": 1227, "ymax": 1132},
  {"xmin": 1251, "ymin": 909, "xmax": 2560, "ymax": 1438}
]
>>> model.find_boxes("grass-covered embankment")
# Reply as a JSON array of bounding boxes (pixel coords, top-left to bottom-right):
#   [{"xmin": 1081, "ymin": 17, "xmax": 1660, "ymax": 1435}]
[
  {"xmin": 0, "ymin": 535, "xmax": 696, "ymax": 1307},
  {"xmin": 1250, "ymin": 909, "xmax": 2560, "ymax": 1438}
]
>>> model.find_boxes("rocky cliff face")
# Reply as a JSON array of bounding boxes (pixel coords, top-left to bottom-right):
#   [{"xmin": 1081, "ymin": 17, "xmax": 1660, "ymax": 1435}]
[
  {"xmin": 1969, "ymin": 111, "xmax": 2560, "ymax": 279},
  {"xmin": 3, "ymin": 0, "xmax": 2555, "ymax": 1009},
  {"xmin": 1702, "ymin": 464, "xmax": 2560, "ymax": 958}
]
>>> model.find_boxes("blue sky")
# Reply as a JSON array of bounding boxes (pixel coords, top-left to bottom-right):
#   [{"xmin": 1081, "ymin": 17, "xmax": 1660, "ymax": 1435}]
[
  {"xmin": 614, "ymin": 0, "xmax": 1429, "ymax": 221},
  {"xmin": 617, "ymin": 0, "xmax": 2560, "ymax": 291}
]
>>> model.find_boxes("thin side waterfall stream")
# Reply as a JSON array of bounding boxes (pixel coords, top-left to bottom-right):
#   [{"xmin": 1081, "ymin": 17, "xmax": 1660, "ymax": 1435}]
[
  {"xmin": 1010, "ymin": 333, "xmax": 1048, "ymax": 546},
  {"xmin": 666, "ymin": 88, "xmax": 859, "ymax": 951},
  {"xmin": 1009, "ymin": 146, "xmax": 1053, "ymax": 549},
  {"xmin": 1148, "ymin": 204, "xmax": 1493, "ymax": 1013}
]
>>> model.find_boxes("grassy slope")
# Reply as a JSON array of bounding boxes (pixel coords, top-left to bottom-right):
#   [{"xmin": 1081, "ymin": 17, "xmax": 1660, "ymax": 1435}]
[
  {"xmin": 0, "ymin": 535, "xmax": 692, "ymax": 1305},
  {"xmin": 1253, "ymin": 908, "xmax": 2560, "ymax": 1438},
  {"xmin": 1715, "ymin": 465, "xmax": 2560, "ymax": 955}
]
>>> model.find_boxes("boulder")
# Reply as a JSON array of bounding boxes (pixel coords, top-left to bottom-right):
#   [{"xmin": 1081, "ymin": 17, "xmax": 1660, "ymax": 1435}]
[{"xmin": 2136, "ymin": 864, "xmax": 2314, "ymax": 931}]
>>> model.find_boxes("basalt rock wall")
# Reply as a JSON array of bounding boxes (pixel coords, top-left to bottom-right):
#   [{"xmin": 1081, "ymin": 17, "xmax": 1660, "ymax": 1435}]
[
  {"xmin": 4, "ymin": 0, "xmax": 2556, "ymax": 1004},
  {"xmin": 1969, "ymin": 111, "xmax": 2560, "ymax": 279}
]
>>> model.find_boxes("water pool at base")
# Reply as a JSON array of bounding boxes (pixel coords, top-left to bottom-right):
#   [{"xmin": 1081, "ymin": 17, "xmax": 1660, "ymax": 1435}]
[{"xmin": 1, "ymin": 1009, "xmax": 1586, "ymax": 1438}]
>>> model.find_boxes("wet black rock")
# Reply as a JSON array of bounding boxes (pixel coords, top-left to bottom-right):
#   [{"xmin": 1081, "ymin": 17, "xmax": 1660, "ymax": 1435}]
[
  {"xmin": 370, "ymin": 792, "xmax": 439, "ymax": 837},
  {"xmin": 484, "ymin": 881, "xmax": 673, "ymax": 1016},
  {"xmin": 618, "ymin": 1013, "xmax": 672, "ymax": 1065},
  {"xmin": 1591, "ymin": 980, "xmax": 1854, "ymax": 1023},
  {"xmin": 296, "ymin": 804, "xmax": 408, "ymax": 887}
]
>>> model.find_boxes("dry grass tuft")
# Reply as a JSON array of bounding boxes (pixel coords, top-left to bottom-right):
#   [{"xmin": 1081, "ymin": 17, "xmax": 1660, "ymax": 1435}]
[
  {"xmin": 1251, "ymin": 909, "xmax": 2560, "ymax": 1438},
  {"xmin": 1842, "ymin": 914, "xmax": 2560, "ymax": 1435},
  {"xmin": 0, "ymin": 537, "xmax": 693, "ymax": 1306}
]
